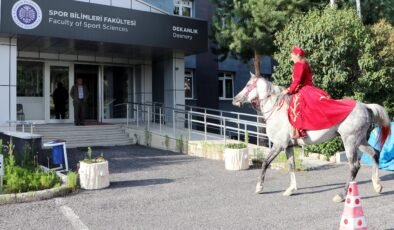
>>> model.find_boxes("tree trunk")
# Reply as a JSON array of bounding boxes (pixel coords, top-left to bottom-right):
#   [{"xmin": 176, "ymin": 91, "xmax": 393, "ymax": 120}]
[
  {"xmin": 355, "ymin": 0, "xmax": 362, "ymax": 19},
  {"xmin": 330, "ymin": 0, "xmax": 335, "ymax": 7},
  {"xmin": 254, "ymin": 50, "xmax": 261, "ymax": 77}
]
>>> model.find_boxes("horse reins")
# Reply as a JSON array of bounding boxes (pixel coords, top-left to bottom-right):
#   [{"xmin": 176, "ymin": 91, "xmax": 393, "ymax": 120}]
[
  {"xmin": 243, "ymin": 79, "xmax": 285, "ymax": 121},
  {"xmin": 259, "ymin": 95, "xmax": 285, "ymax": 122},
  {"xmin": 242, "ymin": 79, "xmax": 285, "ymax": 121}
]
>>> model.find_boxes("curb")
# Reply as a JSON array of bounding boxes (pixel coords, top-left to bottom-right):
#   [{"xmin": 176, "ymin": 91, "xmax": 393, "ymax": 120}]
[{"xmin": 0, "ymin": 169, "xmax": 73, "ymax": 205}]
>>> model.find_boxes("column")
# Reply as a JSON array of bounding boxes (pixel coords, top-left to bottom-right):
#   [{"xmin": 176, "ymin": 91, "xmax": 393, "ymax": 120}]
[
  {"xmin": 0, "ymin": 36, "xmax": 17, "ymax": 130},
  {"xmin": 163, "ymin": 51, "xmax": 185, "ymax": 131}
]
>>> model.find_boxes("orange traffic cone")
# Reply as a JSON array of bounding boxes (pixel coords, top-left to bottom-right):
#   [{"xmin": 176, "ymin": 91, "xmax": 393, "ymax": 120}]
[{"xmin": 339, "ymin": 181, "xmax": 367, "ymax": 230}]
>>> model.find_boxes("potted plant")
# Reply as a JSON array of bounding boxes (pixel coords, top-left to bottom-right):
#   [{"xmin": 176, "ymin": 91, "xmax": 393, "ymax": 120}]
[
  {"xmin": 223, "ymin": 132, "xmax": 249, "ymax": 170},
  {"xmin": 78, "ymin": 147, "xmax": 110, "ymax": 190}
]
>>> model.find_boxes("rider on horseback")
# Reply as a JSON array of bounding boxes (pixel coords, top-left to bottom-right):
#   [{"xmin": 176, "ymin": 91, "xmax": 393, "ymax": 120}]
[{"xmin": 282, "ymin": 47, "xmax": 356, "ymax": 138}]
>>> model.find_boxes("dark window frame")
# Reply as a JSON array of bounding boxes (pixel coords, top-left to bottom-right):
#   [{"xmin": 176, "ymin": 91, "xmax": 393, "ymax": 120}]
[
  {"xmin": 218, "ymin": 71, "xmax": 234, "ymax": 100},
  {"xmin": 184, "ymin": 69, "xmax": 194, "ymax": 99}
]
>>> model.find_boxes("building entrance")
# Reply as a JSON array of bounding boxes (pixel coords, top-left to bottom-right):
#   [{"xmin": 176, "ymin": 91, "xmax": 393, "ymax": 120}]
[{"xmin": 74, "ymin": 64, "xmax": 99, "ymax": 121}]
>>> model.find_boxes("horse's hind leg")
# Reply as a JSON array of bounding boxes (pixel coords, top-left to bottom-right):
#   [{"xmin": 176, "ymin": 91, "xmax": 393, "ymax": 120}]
[
  {"xmin": 256, "ymin": 145, "xmax": 282, "ymax": 194},
  {"xmin": 359, "ymin": 142, "xmax": 382, "ymax": 194},
  {"xmin": 333, "ymin": 145, "xmax": 361, "ymax": 203},
  {"xmin": 283, "ymin": 146, "xmax": 297, "ymax": 196}
]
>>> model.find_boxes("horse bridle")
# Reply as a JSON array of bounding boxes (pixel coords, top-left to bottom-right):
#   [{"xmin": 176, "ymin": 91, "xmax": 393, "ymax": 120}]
[
  {"xmin": 241, "ymin": 78, "xmax": 269, "ymax": 110},
  {"xmin": 242, "ymin": 78, "xmax": 284, "ymax": 121}
]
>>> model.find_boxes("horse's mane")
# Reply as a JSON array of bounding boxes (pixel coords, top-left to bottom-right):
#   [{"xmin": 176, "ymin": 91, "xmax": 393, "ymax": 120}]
[{"xmin": 260, "ymin": 77, "xmax": 290, "ymax": 105}]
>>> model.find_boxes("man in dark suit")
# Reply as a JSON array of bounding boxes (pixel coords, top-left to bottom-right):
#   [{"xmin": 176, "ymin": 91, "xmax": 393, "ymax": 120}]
[
  {"xmin": 53, "ymin": 82, "xmax": 68, "ymax": 119},
  {"xmin": 70, "ymin": 78, "xmax": 88, "ymax": 126}
]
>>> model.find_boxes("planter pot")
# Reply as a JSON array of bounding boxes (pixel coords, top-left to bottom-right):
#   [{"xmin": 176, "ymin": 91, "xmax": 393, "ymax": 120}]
[
  {"xmin": 224, "ymin": 148, "xmax": 249, "ymax": 170},
  {"xmin": 309, "ymin": 153, "xmax": 320, "ymax": 160},
  {"xmin": 329, "ymin": 155, "xmax": 336, "ymax": 163},
  {"xmin": 78, "ymin": 161, "xmax": 110, "ymax": 190},
  {"xmin": 336, "ymin": 151, "xmax": 347, "ymax": 164},
  {"xmin": 319, "ymin": 154, "xmax": 328, "ymax": 161}
]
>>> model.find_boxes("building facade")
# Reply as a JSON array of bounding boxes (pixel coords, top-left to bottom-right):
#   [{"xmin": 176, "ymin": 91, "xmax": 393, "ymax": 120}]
[
  {"xmin": 0, "ymin": 0, "xmax": 208, "ymax": 128},
  {"xmin": 147, "ymin": 0, "xmax": 274, "ymax": 113},
  {"xmin": 0, "ymin": 0, "xmax": 275, "ymax": 130}
]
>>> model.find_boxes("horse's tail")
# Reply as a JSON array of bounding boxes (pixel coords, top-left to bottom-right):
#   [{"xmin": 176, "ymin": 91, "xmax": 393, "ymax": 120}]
[{"xmin": 366, "ymin": 104, "xmax": 391, "ymax": 147}]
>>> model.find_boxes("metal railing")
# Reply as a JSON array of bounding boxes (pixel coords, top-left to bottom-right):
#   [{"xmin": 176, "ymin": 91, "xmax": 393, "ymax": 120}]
[
  {"xmin": 116, "ymin": 101, "xmax": 270, "ymax": 147},
  {"xmin": 133, "ymin": 0, "xmax": 170, "ymax": 15},
  {"xmin": 2, "ymin": 121, "xmax": 36, "ymax": 134}
]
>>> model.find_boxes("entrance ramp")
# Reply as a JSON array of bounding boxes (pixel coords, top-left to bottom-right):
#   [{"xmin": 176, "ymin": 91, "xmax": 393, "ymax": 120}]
[{"xmin": 120, "ymin": 102, "xmax": 270, "ymax": 160}]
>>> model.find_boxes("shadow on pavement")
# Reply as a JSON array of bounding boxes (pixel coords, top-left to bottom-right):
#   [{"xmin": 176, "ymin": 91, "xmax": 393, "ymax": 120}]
[
  {"xmin": 380, "ymin": 173, "xmax": 394, "ymax": 181},
  {"xmin": 259, "ymin": 190, "xmax": 283, "ymax": 195},
  {"xmin": 362, "ymin": 189, "xmax": 394, "ymax": 200},
  {"xmin": 110, "ymin": 178, "xmax": 175, "ymax": 189},
  {"xmin": 63, "ymin": 145, "xmax": 198, "ymax": 173}
]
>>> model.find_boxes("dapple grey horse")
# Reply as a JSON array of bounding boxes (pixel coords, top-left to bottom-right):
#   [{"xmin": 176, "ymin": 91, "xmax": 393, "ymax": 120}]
[{"xmin": 233, "ymin": 73, "xmax": 391, "ymax": 202}]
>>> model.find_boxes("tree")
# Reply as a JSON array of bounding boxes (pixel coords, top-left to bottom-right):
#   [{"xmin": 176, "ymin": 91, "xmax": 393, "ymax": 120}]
[
  {"xmin": 325, "ymin": 0, "xmax": 394, "ymax": 24},
  {"xmin": 273, "ymin": 7, "xmax": 394, "ymax": 117},
  {"xmin": 355, "ymin": 0, "xmax": 394, "ymax": 24},
  {"xmin": 361, "ymin": 20, "xmax": 394, "ymax": 116},
  {"xmin": 211, "ymin": 0, "xmax": 308, "ymax": 76}
]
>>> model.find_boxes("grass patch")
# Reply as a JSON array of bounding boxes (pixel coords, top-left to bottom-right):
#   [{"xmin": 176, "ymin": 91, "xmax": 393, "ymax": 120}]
[
  {"xmin": 67, "ymin": 171, "xmax": 78, "ymax": 191},
  {"xmin": 2, "ymin": 139, "xmax": 61, "ymax": 194}
]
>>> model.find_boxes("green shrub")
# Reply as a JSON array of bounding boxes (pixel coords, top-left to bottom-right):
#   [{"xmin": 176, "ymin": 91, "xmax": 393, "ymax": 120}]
[
  {"xmin": 67, "ymin": 171, "xmax": 78, "ymax": 191},
  {"xmin": 82, "ymin": 147, "xmax": 106, "ymax": 164},
  {"xmin": 244, "ymin": 130, "xmax": 249, "ymax": 145},
  {"xmin": 39, "ymin": 170, "xmax": 60, "ymax": 189},
  {"xmin": 27, "ymin": 170, "xmax": 42, "ymax": 191},
  {"xmin": 176, "ymin": 135, "xmax": 184, "ymax": 153},
  {"xmin": 3, "ymin": 140, "xmax": 61, "ymax": 193},
  {"xmin": 304, "ymin": 136, "xmax": 344, "ymax": 159},
  {"xmin": 225, "ymin": 143, "xmax": 248, "ymax": 149}
]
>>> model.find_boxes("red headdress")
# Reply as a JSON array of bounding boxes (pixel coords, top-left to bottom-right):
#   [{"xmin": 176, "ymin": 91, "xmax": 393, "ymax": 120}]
[{"xmin": 291, "ymin": 47, "xmax": 305, "ymax": 57}]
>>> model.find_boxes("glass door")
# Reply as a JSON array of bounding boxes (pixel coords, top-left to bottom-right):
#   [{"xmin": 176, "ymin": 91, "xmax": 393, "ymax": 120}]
[
  {"xmin": 102, "ymin": 66, "xmax": 134, "ymax": 122},
  {"xmin": 74, "ymin": 64, "xmax": 99, "ymax": 121},
  {"xmin": 50, "ymin": 66, "xmax": 70, "ymax": 120},
  {"xmin": 45, "ymin": 63, "xmax": 74, "ymax": 123}
]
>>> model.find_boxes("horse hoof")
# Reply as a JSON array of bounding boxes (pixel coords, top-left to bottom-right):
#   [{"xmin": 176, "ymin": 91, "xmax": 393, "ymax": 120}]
[
  {"xmin": 283, "ymin": 187, "xmax": 297, "ymax": 196},
  {"xmin": 373, "ymin": 184, "xmax": 383, "ymax": 194},
  {"xmin": 255, "ymin": 184, "xmax": 264, "ymax": 194},
  {"xmin": 332, "ymin": 194, "xmax": 345, "ymax": 203}
]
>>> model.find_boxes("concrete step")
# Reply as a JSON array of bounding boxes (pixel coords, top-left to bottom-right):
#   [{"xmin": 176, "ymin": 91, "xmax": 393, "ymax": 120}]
[
  {"xmin": 34, "ymin": 126, "xmax": 123, "ymax": 132},
  {"xmin": 33, "ymin": 124, "xmax": 132, "ymax": 148},
  {"xmin": 55, "ymin": 140, "xmax": 133, "ymax": 148},
  {"xmin": 39, "ymin": 132, "xmax": 128, "ymax": 138}
]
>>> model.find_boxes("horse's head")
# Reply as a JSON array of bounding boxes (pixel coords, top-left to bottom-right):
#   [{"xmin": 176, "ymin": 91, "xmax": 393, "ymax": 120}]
[{"xmin": 232, "ymin": 72, "xmax": 271, "ymax": 107}]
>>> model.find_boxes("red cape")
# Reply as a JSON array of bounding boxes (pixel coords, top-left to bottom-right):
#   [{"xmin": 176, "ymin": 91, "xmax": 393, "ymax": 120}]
[{"xmin": 288, "ymin": 61, "xmax": 356, "ymax": 130}]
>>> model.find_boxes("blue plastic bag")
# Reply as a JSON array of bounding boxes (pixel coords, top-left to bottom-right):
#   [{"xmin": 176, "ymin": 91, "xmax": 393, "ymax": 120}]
[
  {"xmin": 361, "ymin": 122, "xmax": 394, "ymax": 171},
  {"xmin": 52, "ymin": 145, "xmax": 64, "ymax": 165}
]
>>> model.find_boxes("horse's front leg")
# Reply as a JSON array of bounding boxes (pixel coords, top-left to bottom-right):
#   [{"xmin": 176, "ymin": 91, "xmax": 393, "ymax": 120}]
[
  {"xmin": 283, "ymin": 146, "xmax": 298, "ymax": 196},
  {"xmin": 256, "ymin": 145, "xmax": 282, "ymax": 194}
]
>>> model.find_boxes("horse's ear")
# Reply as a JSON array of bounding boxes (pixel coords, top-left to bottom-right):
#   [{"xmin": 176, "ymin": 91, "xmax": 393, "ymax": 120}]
[{"xmin": 250, "ymin": 72, "xmax": 256, "ymax": 78}]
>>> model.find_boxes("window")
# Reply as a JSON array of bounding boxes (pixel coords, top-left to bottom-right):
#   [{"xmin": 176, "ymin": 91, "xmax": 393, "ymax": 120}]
[
  {"xmin": 218, "ymin": 72, "xmax": 234, "ymax": 100},
  {"xmin": 184, "ymin": 69, "xmax": 194, "ymax": 99},
  {"xmin": 17, "ymin": 61, "xmax": 44, "ymax": 97},
  {"xmin": 174, "ymin": 0, "xmax": 192, "ymax": 17}
]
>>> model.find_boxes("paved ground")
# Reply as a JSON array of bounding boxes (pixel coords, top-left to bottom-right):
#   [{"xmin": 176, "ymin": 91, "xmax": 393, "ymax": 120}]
[{"xmin": 0, "ymin": 145, "xmax": 393, "ymax": 230}]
